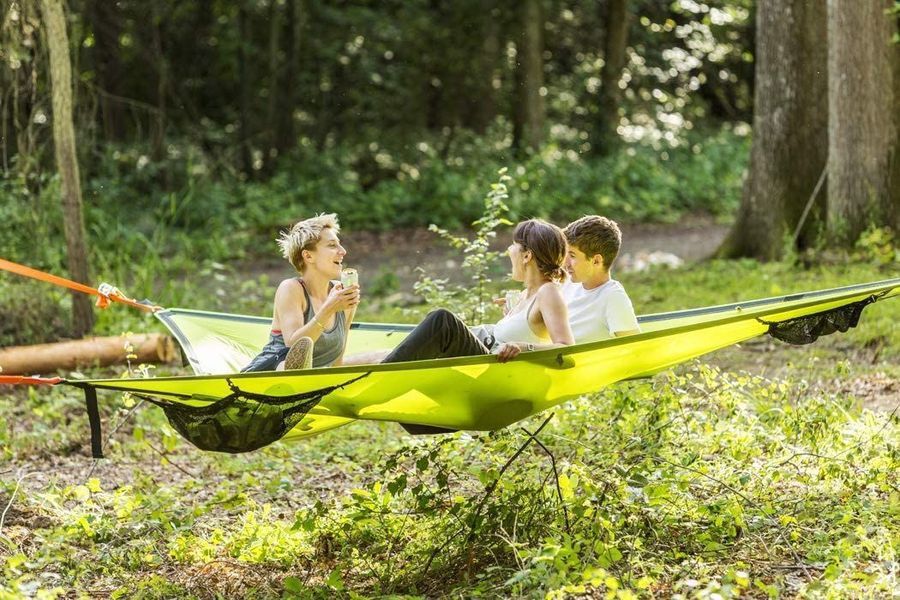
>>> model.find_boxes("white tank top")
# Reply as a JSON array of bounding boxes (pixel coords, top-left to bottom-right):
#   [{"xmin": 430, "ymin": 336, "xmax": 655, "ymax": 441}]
[{"xmin": 492, "ymin": 294, "xmax": 547, "ymax": 345}]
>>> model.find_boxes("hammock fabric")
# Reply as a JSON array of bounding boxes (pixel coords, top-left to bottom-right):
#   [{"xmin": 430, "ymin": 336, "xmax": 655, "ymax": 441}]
[
  {"xmin": 139, "ymin": 373, "xmax": 370, "ymax": 453},
  {"xmin": 1, "ymin": 277, "xmax": 897, "ymax": 457},
  {"xmin": 762, "ymin": 296, "xmax": 877, "ymax": 344}
]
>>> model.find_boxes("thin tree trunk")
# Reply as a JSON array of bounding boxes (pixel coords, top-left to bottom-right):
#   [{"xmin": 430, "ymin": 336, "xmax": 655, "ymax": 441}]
[
  {"xmin": 150, "ymin": 3, "xmax": 167, "ymax": 166},
  {"xmin": 893, "ymin": 5, "xmax": 900, "ymax": 233},
  {"xmin": 264, "ymin": 0, "xmax": 283, "ymax": 170},
  {"xmin": 425, "ymin": 0, "xmax": 445, "ymax": 131},
  {"xmin": 513, "ymin": 0, "xmax": 545, "ymax": 152},
  {"xmin": 39, "ymin": 0, "xmax": 94, "ymax": 336},
  {"xmin": 718, "ymin": 0, "xmax": 827, "ymax": 260},
  {"xmin": 594, "ymin": 0, "xmax": 629, "ymax": 156},
  {"xmin": 86, "ymin": 0, "xmax": 125, "ymax": 141},
  {"xmin": 8, "ymin": 1, "xmax": 40, "ymax": 180},
  {"xmin": 826, "ymin": 0, "xmax": 898, "ymax": 244},
  {"xmin": 469, "ymin": 4, "xmax": 499, "ymax": 133},
  {"xmin": 275, "ymin": 0, "xmax": 301, "ymax": 157},
  {"xmin": 237, "ymin": 1, "xmax": 252, "ymax": 175}
]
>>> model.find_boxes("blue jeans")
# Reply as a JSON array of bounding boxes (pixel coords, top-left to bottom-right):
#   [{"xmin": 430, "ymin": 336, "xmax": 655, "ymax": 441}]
[{"xmin": 241, "ymin": 333, "xmax": 289, "ymax": 372}]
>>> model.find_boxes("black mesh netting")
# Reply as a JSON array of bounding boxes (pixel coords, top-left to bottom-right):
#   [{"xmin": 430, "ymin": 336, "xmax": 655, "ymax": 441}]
[
  {"xmin": 140, "ymin": 373, "xmax": 368, "ymax": 453},
  {"xmin": 762, "ymin": 296, "xmax": 877, "ymax": 345}
]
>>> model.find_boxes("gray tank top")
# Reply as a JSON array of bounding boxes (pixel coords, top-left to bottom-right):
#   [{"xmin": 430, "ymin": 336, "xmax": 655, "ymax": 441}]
[{"xmin": 300, "ymin": 279, "xmax": 348, "ymax": 367}]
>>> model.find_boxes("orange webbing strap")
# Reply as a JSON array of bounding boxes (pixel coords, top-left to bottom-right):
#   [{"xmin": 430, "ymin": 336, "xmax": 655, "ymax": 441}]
[
  {"xmin": 0, "ymin": 258, "xmax": 162, "ymax": 312},
  {"xmin": 0, "ymin": 375, "xmax": 64, "ymax": 385}
]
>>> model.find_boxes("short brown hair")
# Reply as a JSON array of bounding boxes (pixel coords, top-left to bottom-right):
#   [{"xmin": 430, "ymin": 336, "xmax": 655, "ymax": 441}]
[
  {"xmin": 564, "ymin": 215, "xmax": 622, "ymax": 269},
  {"xmin": 513, "ymin": 219, "xmax": 567, "ymax": 282},
  {"xmin": 277, "ymin": 213, "xmax": 340, "ymax": 272}
]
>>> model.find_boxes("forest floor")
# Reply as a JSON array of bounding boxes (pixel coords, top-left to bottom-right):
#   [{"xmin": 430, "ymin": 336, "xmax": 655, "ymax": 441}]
[{"xmin": 2, "ymin": 217, "xmax": 898, "ymax": 598}]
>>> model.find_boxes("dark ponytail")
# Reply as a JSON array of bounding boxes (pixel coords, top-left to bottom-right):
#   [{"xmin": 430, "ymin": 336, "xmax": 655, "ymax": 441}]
[
  {"xmin": 543, "ymin": 265, "xmax": 566, "ymax": 283},
  {"xmin": 513, "ymin": 219, "xmax": 567, "ymax": 283}
]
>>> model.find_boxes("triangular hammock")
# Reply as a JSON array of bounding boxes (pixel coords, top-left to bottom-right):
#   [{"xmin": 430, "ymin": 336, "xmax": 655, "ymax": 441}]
[{"xmin": 3, "ymin": 273, "xmax": 896, "ymax": 457}]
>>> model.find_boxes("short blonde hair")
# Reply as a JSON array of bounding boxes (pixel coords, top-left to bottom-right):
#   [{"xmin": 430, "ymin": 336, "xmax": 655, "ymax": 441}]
[{"xmin": 277, "ymin": 213, "xmax": 340, "ymax": 272}]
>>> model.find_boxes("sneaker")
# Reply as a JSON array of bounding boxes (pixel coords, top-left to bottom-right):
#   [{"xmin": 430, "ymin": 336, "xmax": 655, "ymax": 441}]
[{"xmin": 284, "ymin": 337, "xmax": 314, "ymax": 370}]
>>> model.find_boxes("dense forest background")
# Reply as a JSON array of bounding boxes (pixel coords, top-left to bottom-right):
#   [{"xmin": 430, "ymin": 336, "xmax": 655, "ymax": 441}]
[
  {"xmin": 2, "ymin": 0, "xmax": 755, "ymax": 245},
  {"xmin": 0, "ymin": 0, "xmax": 897, "ymax": 338}
]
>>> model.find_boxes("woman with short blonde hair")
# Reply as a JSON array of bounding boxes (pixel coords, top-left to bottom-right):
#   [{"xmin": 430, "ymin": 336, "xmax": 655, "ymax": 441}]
[{"xmin": 242, "ymin": 213, "xmax": 360, "ymax": 372}]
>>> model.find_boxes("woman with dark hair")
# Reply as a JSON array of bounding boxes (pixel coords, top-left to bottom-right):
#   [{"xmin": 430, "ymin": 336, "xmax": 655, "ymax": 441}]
[{"xmin": 376, "ymin": 218, "xmax": 575, "ymax": 365}]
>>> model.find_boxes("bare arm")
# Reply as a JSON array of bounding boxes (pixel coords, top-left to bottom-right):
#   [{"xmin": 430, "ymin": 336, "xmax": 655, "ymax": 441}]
[
  {"xmin": 329, "ymin": 289, "xmax": 361, "ymax": 366},
  {"xmin": 277, "ymin": 281, "xmax": 359, "ymax": 347},
  {"xmin": 539, "ymin": 285, "xmax": 575, "ymax": 345},
  {"xmin": 495, "ymin": 285, "xmax": 574, "ymax": 362},
  {"xmin": 275, "ymin": 280, "xmax": 326, "ymax": 347}
]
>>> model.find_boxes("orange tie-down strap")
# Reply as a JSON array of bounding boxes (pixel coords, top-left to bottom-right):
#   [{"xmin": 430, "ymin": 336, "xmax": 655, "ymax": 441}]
[
  {"xmin": 0, "ymin": 375, "xmax": 64, "ymax": 385},
  {"xmin": 0, "ymin": 258, "xmax": 162, "ymax": 312}
]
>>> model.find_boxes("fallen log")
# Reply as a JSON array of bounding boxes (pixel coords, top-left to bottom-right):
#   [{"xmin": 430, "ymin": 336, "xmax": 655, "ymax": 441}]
[{"xmin": 0, "ymin": 333, "xmax": 177, "ymax": 375}]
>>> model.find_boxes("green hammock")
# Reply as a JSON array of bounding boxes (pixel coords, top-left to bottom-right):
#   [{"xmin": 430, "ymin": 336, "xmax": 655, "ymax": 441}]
[{"xmin": 66, "ymin": 277, "xmax": 897, "ymax": 455}]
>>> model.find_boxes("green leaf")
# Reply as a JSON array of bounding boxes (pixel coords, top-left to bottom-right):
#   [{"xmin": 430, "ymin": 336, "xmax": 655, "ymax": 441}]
[
  {"xmin": 326, "ymin": 569, "xmax": 345, "ymax": 591},
  {"xmin": 283, "ymin": 576, "xmax": 303, "ymax": 593}
]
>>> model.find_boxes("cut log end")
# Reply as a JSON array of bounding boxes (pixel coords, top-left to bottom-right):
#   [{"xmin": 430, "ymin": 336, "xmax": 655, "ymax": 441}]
[{"xmin": 0, "ymin": 333, "xmax": 179, "ymax": 376}]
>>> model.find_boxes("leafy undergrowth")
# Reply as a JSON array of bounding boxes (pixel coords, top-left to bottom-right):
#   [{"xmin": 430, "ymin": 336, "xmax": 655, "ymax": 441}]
[
  {"xmin": 1, "ymin": 362, "xmax": 898, "ymax": 598},
  {"xmin": 1, "ymin": 251, "xmax": 898, "ymax": 598}
]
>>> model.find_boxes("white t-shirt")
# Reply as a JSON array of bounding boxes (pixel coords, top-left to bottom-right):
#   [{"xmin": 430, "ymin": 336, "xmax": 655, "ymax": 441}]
[{"xmin": 561, "ymin": 279, "xmax": 639, "ymax": 342}]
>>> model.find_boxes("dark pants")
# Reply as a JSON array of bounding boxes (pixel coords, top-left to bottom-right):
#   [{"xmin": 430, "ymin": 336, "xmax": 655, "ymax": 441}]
[
  {"xmin": 382, "ymin": 309, "xmax": 489, "ymax": 364},
  {"xmin": 382, "ymin": 309, "xmax": 489, "ymax": 435}
]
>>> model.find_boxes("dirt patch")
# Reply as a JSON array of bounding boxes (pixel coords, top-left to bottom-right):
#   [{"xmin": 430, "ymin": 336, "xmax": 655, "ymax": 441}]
[
  {"xmin": 701, "ymin": 340, "xmax": 900, "ymax": 413},
  {"xmin": 835, "ymin": 372, "xmax": 900, "ymax": 413},
  {"xmin": 239, "ymin": 214, "xmax": 730, "ymax": 294}
]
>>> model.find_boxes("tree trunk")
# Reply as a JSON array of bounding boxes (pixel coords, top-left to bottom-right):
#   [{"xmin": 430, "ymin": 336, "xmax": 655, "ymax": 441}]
[
  {"xmin": 274, "ymin": 0, "xmax": 302, "ymax": 158},
  {"xmin": 85, "ymin": 0, "xmax": 125, "ymax": 141},
  {"xmin": 513, "ymin": 0, "xmax": 545, "ymax": 152},
  {"xmin": 0, "ymin": 333, "xmax": 176, "ymax": 375},
  {"xmin": 594, "ymin": 0, "xmax": 629, "ymax": 156},
  {"xmin": 6, "ymin": 1, "xmax": 41, "ymax": 180},
  {"xmin": 424, "ymin": 0, "xmax": 445, "ymax": 131},
  {"xmin": 718, "ymin": 0, "xmax": 827, "ymax": 260},
  {"xmin": 264, "ymin": 0, "xmax": 284, "ymax": 170},
  {"xmin": 893, "ymin": 4, "xmax": 900, "ymax": 233},
  {"xmin": 237, "ymin": 1, "xmax": 252, "ymax": 175},
  {"xmin": 39, "ymin": 0, "xmax": 94, "ymax": 336},
  {"xmin": 826, "ymin": 0, "xmax": 899, "ymax": 245},
  {"xmin": 150, "ymin": 3, "xmax": 167, "ymax": 167},
  {"xmin": 468, "ymin": 4, "xmax": 500, "ymax": 133}
]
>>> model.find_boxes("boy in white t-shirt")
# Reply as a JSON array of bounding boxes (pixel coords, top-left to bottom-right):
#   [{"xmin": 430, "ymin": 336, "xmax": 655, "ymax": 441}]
[{"xmin": 562, "ymin": 215, "xmax": 640, "ymax": 342}]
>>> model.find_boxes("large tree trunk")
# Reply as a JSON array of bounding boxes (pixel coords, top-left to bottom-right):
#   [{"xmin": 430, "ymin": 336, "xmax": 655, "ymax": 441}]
[
  {"xmin": 826, "ymin": 0, "xmax": 899, "ymax": 245},
  {"xmin": 40, "ymin": 0, "xmax": 94, "ymax": 336},
  {"xmin": 718, "ymin": 0, "xmax": 827, "ymax": 260},
  {"xmin": 513, "ymin": 0, "xmax": 545, "ymax": 152},
  {"xmin": 594, "ymin": 0, "xmax": 629, "ymax": 156}
]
